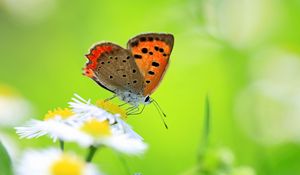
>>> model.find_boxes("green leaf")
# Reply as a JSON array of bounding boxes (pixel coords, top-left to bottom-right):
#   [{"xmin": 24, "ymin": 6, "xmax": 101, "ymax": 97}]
[
  {"xmin": 203, "ymin": 95, "xmax": 211, "ymax": 147},
  {"xmin": 198, "ymin": 95, "xmax": 211, "ymax": 154},
  {"xmin": 0, "ymin": 141, "xmax": 13, "ymax": 175}
]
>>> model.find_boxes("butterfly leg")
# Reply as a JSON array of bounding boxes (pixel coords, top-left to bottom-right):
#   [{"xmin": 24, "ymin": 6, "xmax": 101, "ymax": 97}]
[
  {"xmin": 127, "ymin": 105, "xmax": 145, "ymax": 115},
  {"xmin": 126, "ymin": 105, "xmax": 136, "ymax": 111},
  {"xmin": 104, "ymin": 95, "xmax": 117, "ymax": 102},
  {"xmin": 119, "ymin": 102, "xmax": 128, "ymax": 107},
  {"xmin": 126, "ymin": 106, "xmax": 139, "ymax": 115},
  {"xmin": 126, "ymin": 108, "xmax": 139, "ymax": 115}
]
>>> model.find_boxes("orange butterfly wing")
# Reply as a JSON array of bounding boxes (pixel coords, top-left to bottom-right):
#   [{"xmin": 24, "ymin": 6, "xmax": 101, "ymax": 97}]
[{"xmin": 127, "ymin": 33, "xmax": 174, "ymax": 96}]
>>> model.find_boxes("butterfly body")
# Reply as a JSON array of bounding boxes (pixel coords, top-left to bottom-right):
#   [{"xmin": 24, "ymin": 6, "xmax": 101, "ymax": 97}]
[
  {"xmin": 83, "ymin": 33, "xmax": 174, "ymax": 107},
  {"xmin": 115, "ymin": 90, "xmax": 150, "ymax": 107}
]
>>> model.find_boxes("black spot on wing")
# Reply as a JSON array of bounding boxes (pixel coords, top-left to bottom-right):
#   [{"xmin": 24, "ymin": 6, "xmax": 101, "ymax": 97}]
[
  {"xmin": 131, "ymin": 41, "xmax": 138, "ymax": 47},
  {"xmin": 134, "ymin": 54, "xmax": 142, "ymax": 59},
  {"xmin": 140, "ymin": 37, "xmax": 146, "ymax": 42},
  {"xmin": 148, "ymin": 71, "xmax": 155, "ymax": 75},
  {"xmin": 142, "ymin": 48, "xmax": 148, "ymax": 53},
  {"xmin": 152, "ymin": 62, "xmax": 159, "ymax": 67}
]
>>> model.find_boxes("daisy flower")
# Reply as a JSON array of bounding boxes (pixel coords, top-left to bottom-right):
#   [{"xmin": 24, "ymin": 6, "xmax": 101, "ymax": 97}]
[
  {"xmin": 68, "ymin": 94, "xmax": 120, "ymax": 123},
  {"xmin": 16, "ymin": 94, "xmax": 147, "ymax": 156},
  {"xmin": 15, "ymin": 108, "xmax": 79, "ymax": 143},
  {"xmin": 69, "ymin": 94, "xmax": 142, "ymax": 140},
  {"xmin": 67, "ymin": 94, "xmax": 148, "ymax": 156},
  {"xmin": 0, "ymin": 84, "xmax": 32, "ymax": 127},
  {"xmin": 71, "ymin": 118, "xmax": 148, "ymax": 156},
  {"xmin": 16, "ymin": 148, "xmax": 101, "ymax": 175}
]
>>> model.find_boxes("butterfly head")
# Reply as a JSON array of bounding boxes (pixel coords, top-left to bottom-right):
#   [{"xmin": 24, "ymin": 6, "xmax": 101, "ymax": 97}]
[{"xmin": 144, "ymin": 96, "xmax": 151, "ymax": 104}]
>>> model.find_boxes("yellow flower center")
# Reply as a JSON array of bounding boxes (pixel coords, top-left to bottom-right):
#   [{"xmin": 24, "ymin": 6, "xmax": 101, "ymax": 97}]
[
  {"xmin": 80, "ymin": 119, "xmax": 111, "ymax": 137},
  {"xmin": 44, "ymin": 108, "xmax": 74, "ymax": 121},
  {"xmin": 96, "ymin": 100, "xmax": 127, "ymax": 119},
  {"xmin": 50, "ymin": 154, "xmax": 84, "ymax": 175}
]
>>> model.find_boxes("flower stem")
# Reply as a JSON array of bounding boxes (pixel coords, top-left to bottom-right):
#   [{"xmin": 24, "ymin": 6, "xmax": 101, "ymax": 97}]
[
  {"xmin": 59, "ymin": 140, "xmax": 64, "ymax": 151},
  {"xmin": 86, "ymin": 146, "xmax": 98, "ymax": 163}
]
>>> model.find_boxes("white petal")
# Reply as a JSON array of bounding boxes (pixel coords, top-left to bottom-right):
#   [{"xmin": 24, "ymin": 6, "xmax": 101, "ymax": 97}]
[
  {"xmin": 69, "ymin": 95, "xmax": 116, "ymax": 123},
  {"xmin": 15, "ymin": 120, "xmax": 53, "ymax": 139},
  {"xmin": 113, "ymin": 117, "xmax": 143, "ymax": 140},
  {"xmin": 16, "ymin": 148, "xmax": 102, "ymax": 175},
  {"xmin": 16, "ymin": 148, "xmax": 60, "ymax": 175},
  {"xmin": 102, "ymin": 134, "xmax": 148, "ymax": 155},
  {"xmin": 0, "ymin": 96, "xmax": 32, "ymax": 127},
  {"xmin": 15, "ymin": 119, "xmax": 93, "ymax": 146}
]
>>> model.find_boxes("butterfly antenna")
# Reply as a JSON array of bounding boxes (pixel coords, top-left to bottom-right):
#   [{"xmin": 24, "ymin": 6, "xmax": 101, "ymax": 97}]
[
  {"xmin": 152, "ymin": 99, "xmax": 167, "ymax": 117},
  {"xmin": 151, "ymin": 99, "xmax": 168, "ymax": 129}
]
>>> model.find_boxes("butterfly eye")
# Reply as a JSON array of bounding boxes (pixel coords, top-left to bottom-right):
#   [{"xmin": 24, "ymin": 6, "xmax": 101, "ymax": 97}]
[{"xmin": 144, "ymin": 96, "xmax": 150, "ymax": 102}]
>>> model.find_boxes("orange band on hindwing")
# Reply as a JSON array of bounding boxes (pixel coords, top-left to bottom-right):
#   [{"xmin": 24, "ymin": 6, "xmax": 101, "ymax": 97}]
[{"xmin": 85, "ymin": 45, "xmax": 113, "ymax": 70}]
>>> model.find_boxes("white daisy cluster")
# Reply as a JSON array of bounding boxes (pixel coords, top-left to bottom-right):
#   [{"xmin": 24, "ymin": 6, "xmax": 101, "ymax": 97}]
[
  {"xmin": 15, "ymin": 94, "xmax": 148, "ymax": 175},
  {"xmin": 17, "ymin": 149, "xmax": 101, "ymax": 175}
]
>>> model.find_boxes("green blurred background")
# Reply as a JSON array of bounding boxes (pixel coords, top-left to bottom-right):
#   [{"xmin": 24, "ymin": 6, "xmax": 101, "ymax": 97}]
[{"xmin": 1, "ymin": 0, "xmax": 300, "ymax": 174}]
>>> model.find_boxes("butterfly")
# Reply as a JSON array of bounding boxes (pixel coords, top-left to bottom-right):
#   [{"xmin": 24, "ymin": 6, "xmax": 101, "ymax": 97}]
[{"xmin": 83, "ymin": 33, "xmax": 174, "ymax": 116}]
